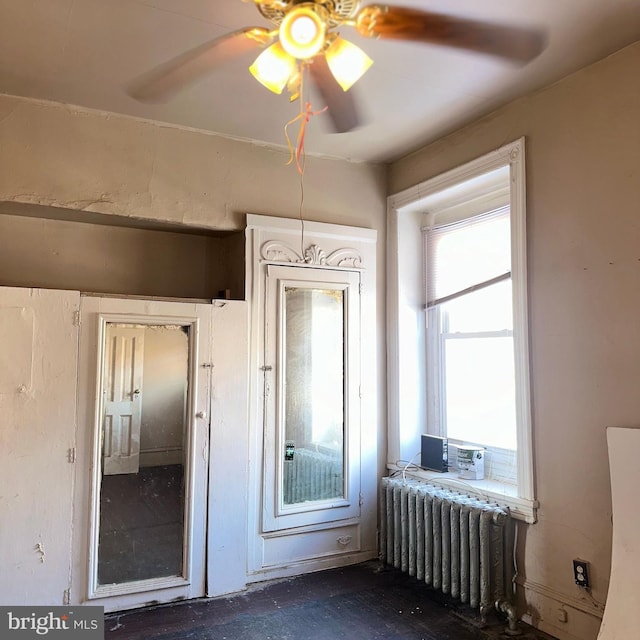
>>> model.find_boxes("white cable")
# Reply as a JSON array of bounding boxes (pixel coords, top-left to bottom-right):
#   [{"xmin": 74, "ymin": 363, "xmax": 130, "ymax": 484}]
[
  {"xmin": 402, "ymin": 451, "xmax": 421, "ymax": 482},
  {"xmin": 512, "ymin": 519, "xmax": 519, "ymax": 597}
]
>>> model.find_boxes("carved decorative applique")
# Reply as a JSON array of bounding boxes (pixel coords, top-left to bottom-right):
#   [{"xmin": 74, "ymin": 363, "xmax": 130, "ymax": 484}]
[{"xmin": 261, "ymin": 241, "xmax": 363, "ymax": 268}]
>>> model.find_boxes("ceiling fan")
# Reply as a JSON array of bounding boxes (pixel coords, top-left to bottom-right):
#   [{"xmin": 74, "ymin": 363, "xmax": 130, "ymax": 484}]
[{"xmin": 128, "ymin": 0, "xmax": 546, "ymax": 133}]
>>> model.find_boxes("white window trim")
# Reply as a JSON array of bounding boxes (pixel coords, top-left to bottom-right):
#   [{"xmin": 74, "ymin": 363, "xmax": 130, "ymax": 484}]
[{"xmin": 386, "ymin": 138, "xmax": 537, "ymax": 523}]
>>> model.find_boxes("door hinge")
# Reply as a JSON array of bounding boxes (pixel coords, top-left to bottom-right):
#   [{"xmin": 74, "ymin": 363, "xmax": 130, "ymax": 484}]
[
  {"xmin": 67, "ymin": 448, "xmax": 76, "ymax": 463},
  {"xmin": 359, "ymin": 492, "xmax": 364, "ymax": 507},
  {"xmin": 62, "ymin": 589, "xmax": 70, "ymax": 605},
  {"xmin": 72, "ymin": 310, "xmax": 81, "ymax": 327},
  {"xmin": 359, "ymin": 282, "xmax": 363, "ymax": 295}
]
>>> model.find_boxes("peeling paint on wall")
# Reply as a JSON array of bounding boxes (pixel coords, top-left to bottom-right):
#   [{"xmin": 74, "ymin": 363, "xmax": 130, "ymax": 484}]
[{"xmin": 35, "ymin": 542, "xmax": 45, "ymax": 563}]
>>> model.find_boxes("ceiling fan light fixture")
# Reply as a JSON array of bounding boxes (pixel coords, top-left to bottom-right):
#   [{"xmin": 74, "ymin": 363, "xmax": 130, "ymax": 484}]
[
  {"xmin": 249, "ymin": 42, "xmax": 297, "ymax": 94},
  {"xmin": 279, "ymin": 5, "xmax": 327, "ymax": 59},
  {"xmin": 325, "ymin": 36, "xmax": 373, "ymax": 91}
]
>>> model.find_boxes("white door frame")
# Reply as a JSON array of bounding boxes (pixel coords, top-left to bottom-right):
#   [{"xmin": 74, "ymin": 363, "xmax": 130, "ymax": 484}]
[{"xmin": 245, "ymin": 214, "xmax": 379, "ymax": 581}]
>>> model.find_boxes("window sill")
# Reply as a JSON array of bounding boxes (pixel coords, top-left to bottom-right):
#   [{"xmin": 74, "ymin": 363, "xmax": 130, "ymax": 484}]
[{"xmin": 386, "ymin": 462, "xmax": 538, "ymax": 523}]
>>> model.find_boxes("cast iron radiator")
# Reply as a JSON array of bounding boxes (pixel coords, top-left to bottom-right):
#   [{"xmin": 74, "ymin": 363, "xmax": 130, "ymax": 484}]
[{"xmin": 379, "ymin": 476, "xmax": 516, "ymax": 622}]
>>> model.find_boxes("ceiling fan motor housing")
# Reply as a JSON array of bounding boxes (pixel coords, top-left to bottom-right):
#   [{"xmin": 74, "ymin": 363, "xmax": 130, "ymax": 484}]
[{"xmin": 257, "ymin": 0, "xmax": 361, "ymax": 28}]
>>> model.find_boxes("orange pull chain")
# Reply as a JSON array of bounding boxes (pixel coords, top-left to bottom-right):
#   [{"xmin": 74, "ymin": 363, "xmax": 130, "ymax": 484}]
[{"xmin": 284, "ymin": 63, "xmax": 327, "ymax": 175}]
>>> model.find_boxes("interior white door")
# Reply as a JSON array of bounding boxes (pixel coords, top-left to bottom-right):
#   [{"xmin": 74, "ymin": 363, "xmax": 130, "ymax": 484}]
[
  {"xmin": 103, "ymin": 326, "xmax": 144, "ymax": 475},
  {"xmin": 262, "ymin": 265, "xmax": 362, "ymax": 533},
  {"xmin": 0, "ymin": 287, "xmax": 80, "ymax": 605},
  {"xmin": 74, "ymin": 296, "xmax": 211, "ymax": 611}
]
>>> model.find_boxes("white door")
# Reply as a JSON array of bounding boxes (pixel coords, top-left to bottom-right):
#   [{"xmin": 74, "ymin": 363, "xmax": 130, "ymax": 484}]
[
  {"xmin": 103, "ymin": 326, "xmax": 144, "ymax": 476},
  {"xmin": 262, "ymin": 265, "xmax": 362, "ymax": 533},
  {"xmin": 74, "ymin": 296, "xmax": 211, "ymax": 611},
  {"xmin": 0, "ymin": 287, "xmax": 80, "ymax": 605}
]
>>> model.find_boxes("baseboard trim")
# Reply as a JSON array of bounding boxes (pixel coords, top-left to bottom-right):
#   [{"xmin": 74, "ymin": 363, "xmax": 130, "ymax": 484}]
[
  {"xmin": 518, "ymin": 577, "xmax": 605, "ymax": 618},
  {"xmin": 246, "ymin": 550, "xmax": 378, "ymax": 584}
]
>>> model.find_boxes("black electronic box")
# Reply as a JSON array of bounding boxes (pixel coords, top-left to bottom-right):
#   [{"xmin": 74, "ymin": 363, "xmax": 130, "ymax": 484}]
[{"xmin": 420, "ymin": 434, "xmax": 448, "ymax": 472}]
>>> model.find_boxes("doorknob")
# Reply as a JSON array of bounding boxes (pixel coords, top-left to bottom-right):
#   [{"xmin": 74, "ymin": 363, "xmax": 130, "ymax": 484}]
[{"xmin": 131, "ymin": 389, "xmax": 140, "ymax": 397}]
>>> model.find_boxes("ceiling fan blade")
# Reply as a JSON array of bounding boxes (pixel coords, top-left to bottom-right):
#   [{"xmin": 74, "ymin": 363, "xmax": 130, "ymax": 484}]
[
  {"xmin": 128, "ymin": 27, "xmax": 273, "ymax": 103},
  {"xmin": 309, "ymin": 55, "xmax": 361, "ymax": 133},
  {"xmin": 354, "ymin": 5, "xmax": 546, "ymax": 63}
]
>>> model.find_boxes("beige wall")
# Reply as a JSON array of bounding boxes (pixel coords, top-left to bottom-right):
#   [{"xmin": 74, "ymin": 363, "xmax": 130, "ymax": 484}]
[
  {"xmin": 0, "ymin": 95, "xmax": 386, "ymax": 231},
  {"xmin": 0, "ymin": 209, "xmax": 243, "ymax": 299},
  {"xmin": 0, "ymin": 94, "xmax": 387, "ymax": 447},
  {"xmin": 390, "ymin": 40, "xmax": 640, "ymax": 640}
]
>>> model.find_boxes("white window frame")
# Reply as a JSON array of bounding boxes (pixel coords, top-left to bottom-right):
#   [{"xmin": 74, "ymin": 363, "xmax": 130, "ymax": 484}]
[{"xmin": 386, "ymin": 138, "xmax": 537, "ymax": 523}]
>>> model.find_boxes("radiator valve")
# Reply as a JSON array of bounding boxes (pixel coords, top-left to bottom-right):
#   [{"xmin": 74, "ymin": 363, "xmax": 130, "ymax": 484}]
[{"xmin": 495, "ymin": 600, "xmax": 523, "ymax": 636}]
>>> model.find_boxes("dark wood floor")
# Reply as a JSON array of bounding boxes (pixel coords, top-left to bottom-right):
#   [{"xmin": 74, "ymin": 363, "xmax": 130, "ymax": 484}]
[{"xmin": 105, "ymin": 561, "xmax": 556, "ymax": 640}]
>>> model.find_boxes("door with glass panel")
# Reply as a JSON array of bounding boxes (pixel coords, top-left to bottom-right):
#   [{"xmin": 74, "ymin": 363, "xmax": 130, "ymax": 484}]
[
  {"xmin": 262, "ymin": 265, "xmax": 361, "ymax": 532},
  {"xmin": 77, "ymin": 297, "xmax": 210, "ymax": 611}
]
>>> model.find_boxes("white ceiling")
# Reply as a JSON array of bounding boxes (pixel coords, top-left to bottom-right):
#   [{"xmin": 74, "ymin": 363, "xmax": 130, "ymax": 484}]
[{"xmin": 1, "ymin": 0, "xmax": 639, "ymax": 163}]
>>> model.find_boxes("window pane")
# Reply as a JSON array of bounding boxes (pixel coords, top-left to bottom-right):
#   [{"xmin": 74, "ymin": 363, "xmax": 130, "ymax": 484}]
[
  {"xmin": 427, "ymin": 209, "xmax": 510, "ymax": 303},
  {"xmin": 444, "ymin": 336, "xmax": 516, "ymax": 450},
  {"xmin": 444, "ymin": 279, "xmax": 513, "ymax": 333},
  {"xmin": 283, "ymin": 287, "xmax": 345, "ymax": 504}
]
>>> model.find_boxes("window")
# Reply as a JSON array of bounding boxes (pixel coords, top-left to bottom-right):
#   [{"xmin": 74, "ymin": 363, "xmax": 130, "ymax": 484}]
[
  {"xmin": 387, "ymin": 139, "xmax": 536, "ymax": 522},
  {"xmin": 426, "ymin": 207, "xmax": 518, "ymax": 482}
]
